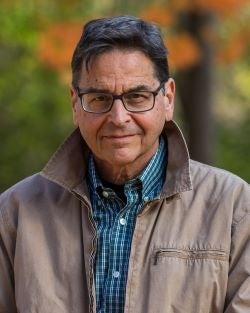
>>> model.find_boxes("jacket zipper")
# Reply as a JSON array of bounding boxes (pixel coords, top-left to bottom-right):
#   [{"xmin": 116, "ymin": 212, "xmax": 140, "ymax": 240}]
[
  {"xmin": 88, "ymin": 207, "xmax": 97, "ymax": 313},
  {"xmin": 72, "ymin": 191, "xmax": 97, "ymax": 313},
  {"xmin": 154, "ymin": 248, "xmax": 228, "ymax": 265}
]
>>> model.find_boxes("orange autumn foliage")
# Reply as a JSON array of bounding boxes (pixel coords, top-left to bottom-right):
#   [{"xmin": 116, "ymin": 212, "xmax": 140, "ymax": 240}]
[
  {"xmin": 195, "ymin": 0, "xmax": 250, "ymax": 16},
  {"xmin": 165, "ymin": 33, "xmax": 202, "ymax": 70},
  {"xmin": 140, "ymin": 1, "xmax": 250, "ymax": 70},
  {"xmin": 37, "ymin": 0, "xmax": 249, "ymax": 76},
  {"xmin": 38, "ymin": 22, "xmax": 83, "ymax": 72},
  {"xmin": 217, "ymin": 28, "xmax": 250, "ymax": 64},
  {"xmin": 164, "ymin": 0, "xmax": 250, "ymax": 16},
  {"xmin": 140, "ymin": 5, "xmax": 173, "ymax": 27},
  {"xmin": 169, "ymin": 0, "xmax": 192, "ymax": 11}
]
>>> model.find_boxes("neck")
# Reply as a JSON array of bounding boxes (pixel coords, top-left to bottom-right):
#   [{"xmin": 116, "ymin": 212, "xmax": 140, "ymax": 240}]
[
  {"xmin": 93, "ymin": 146, "xmax": 159, "ymax": 185},
  {"xmin": 94, "ymin": 162, "xmax": 143, "ymax": 185},
  {"xmin": 94, "ymin": 140, "xmax": 159, "ymax": 185}
]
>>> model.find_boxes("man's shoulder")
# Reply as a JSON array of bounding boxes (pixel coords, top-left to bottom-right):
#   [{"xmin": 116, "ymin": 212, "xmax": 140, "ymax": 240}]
[
  {"xmin": 189, "ymin": 159, "xmax": 249, "ymax": 202},
  {"xmin": 0, "ymin": 173, "xmax": 64, "ymax": 209},
  {"xmin": 188, "ymin": 160, "xmax": 250, "ymax": 225},
  {"xmin": 190, "ymin": 159, "xmax": 247, "ymax": 178}
]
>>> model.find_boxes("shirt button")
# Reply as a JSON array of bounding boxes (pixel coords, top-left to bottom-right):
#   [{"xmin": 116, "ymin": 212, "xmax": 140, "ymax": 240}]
[
  {"xmin": 119, "ymin": 218, "xmax": 126, "ymax": 225},
  {"xmin": 113, "ymin": 271, "xmax": 120, "ymax": 278},
  {"xmin": 143, "ymin": 196, "xmax": 149, "ymax": 202},
  {"xmin": 102, "ymin": 191, "xmax": 109, "ymax": 198}
]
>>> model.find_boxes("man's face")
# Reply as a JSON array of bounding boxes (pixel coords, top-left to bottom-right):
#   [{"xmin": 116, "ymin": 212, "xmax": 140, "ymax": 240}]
[{"xmin": 70, "ymin": 49, "xmax": 175, "ymax": 177}]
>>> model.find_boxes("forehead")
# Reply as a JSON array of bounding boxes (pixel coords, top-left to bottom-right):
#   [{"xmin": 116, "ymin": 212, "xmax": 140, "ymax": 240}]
[{"xmin": 78, "ymin": 49, "xmax": 157, "ymax": 89}]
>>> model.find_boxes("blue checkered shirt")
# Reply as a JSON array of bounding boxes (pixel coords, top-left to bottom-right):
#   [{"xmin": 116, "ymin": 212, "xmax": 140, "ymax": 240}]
[{"xmin": 87, "ymin": 137, "xmax": 167, "ymax": 313}]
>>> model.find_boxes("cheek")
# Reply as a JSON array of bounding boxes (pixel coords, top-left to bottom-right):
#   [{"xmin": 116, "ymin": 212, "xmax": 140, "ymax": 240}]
[
  {"xmin": 135, "ymin": 112, "xmax": 165, "ymax": 139},
  {"xmin": 73, "ymin": 106, "xmax": 84, "ymax": 126},
  {"xmin": 78, "ymin": 116, "xmax": 103, "ymax": 145},
  {"xmin": 154, "ymin": 106, "xmax": 167, "ymax": 127}
]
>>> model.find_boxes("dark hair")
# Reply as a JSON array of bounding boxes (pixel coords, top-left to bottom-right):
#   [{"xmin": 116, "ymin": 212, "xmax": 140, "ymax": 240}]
[{"xmin": 71, "ymin": 15, "xmax": 169, "ymax": 86}]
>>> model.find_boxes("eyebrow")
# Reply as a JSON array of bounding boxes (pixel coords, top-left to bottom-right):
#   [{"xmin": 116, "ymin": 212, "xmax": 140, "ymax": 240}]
[{"xmin": 78, "ymin": 84, "xmax": 152, "ymax": 94}]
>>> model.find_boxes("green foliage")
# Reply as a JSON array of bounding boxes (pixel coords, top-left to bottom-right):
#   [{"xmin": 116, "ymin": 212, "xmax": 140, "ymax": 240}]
[
  {"xmin": 0, "ymin": 4, "xmax": 72, "ymax": 191},
  {"xmin": 214, "ymin": 59, "xmax": 250, "ymax": 182},
  {"xmin": 216, "ymin": 116, "xmax": 250, "ymax": 181},
  {"xmin": 0, "ymin": 53, "xmax": 72, "ymax": 190}
]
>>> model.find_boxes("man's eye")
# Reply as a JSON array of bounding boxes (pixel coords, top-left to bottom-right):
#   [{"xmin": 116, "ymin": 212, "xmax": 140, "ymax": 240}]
[
  {"xmin": 89, "ymin": 94, "xmax": 110, "ymax": 102},
  {"xmin": 126, "ymin": 92, "xmax": 149, "ymax": 102}
]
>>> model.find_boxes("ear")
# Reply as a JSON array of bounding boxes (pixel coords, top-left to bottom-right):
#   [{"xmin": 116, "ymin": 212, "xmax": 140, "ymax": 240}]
[
  {"xmin": 164, "ymin": 78, "xmax": 175, "ymax": 121},
  {"xmin": 69, "ymin": 84, "xmax": 79, "ymax": 126}
]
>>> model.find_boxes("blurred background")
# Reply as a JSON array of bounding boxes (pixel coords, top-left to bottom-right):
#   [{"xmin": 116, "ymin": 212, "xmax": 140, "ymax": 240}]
[{"xmin": 0, "ymin": 0, "xmax": 250, "ymax": 191}]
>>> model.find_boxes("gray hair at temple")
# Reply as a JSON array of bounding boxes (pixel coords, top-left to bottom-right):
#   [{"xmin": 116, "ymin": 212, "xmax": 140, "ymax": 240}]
[{"xmin": 71, "ymin": 15, "xmax": 169, "ymax": 86}]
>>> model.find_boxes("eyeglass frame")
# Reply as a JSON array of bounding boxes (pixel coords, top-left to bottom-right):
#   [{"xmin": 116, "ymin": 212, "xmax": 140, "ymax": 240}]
[{"xmin": 74, "ymin": 82, "xmax": 165, "ymax": 114}]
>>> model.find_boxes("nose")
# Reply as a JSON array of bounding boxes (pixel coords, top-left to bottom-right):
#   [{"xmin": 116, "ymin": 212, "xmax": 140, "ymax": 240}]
[{"xmin": 107, "ymin": 99, "xmax": 131, "ymax": 125}]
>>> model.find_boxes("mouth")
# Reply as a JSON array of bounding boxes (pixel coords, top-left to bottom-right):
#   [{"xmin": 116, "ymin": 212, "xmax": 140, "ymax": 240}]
[
  {"xmin": 106, "ymin": 134, "xmax": 134, "ymax": 139},
  {"xmin": 103, "ymin": 134, "xmax": 135, "ymax": 142}
]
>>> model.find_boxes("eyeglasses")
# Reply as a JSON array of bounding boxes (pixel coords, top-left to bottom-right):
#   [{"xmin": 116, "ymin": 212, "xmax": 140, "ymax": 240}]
[{"xmin": 75, "ymin": 82, "xmax": 165, "ymax": 114}]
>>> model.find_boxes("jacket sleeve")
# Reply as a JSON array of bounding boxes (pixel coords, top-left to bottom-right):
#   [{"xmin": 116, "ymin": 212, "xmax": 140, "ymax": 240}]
[
  {"xmin": 224, "ymin": 184, "xmax": 250, "ymax": 312},
  {"xmin": 0, "ymin": 199, "xmax": 18, "ymax": 313}
]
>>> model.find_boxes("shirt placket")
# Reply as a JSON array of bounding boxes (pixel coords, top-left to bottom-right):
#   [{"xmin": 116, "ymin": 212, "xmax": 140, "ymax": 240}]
[{"xmin": 98, "ymin": 186, "xmax": 139, "ymax": 312}]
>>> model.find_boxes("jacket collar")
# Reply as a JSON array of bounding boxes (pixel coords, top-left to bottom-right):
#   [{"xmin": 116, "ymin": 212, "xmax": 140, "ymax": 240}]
[
  {"xmin": 41, "ymin": 128, "xmax": 88, "ymax": 195},
  {"xmin": 161, "ymin": 120, "xmax": 192, "ymax": 198},
  {"xmin": 41, "ymin": 120, "xmax": 192, "ymax": 199}
]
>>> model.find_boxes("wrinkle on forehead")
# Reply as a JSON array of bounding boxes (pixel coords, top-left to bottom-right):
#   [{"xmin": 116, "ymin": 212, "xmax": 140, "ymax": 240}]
[{"xmin": 79, "ymin": 49, "xmax": 158, "ymax": 93}]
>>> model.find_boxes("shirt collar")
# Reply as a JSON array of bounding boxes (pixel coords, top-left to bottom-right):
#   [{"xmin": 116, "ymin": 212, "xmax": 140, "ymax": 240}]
[
  {"xmin": 137, "ymin": 137, "xmax": 167, "ymax": 199},
  {"xmin": 87, "ymin": 137, "xmax": 167, "ymax": 200},
  {"xmin": 41, "ymin": 120, "xmax": 192, "ymax": 199},
  {"xmin": 87, "ymin": 154, "xmax": 104, "ymax": 191}
]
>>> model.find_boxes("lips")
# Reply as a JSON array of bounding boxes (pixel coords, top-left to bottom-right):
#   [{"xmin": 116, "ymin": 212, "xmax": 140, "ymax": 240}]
[
  {"xmin": 105, "ymin": 134, "xmax": 134, "ymax": 138},
  {"xmin": 103, "ymin": 134, "xmax": 136, "ymax": 144},
  {"xmin": 103, "ymin": 132, "xmax": 136, "ymax": 138}
]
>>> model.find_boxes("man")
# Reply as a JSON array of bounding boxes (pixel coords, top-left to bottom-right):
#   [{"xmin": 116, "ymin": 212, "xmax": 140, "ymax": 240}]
[{"xmin": 0, "ymin": 15, "xmax": 249, "ymax": 313}]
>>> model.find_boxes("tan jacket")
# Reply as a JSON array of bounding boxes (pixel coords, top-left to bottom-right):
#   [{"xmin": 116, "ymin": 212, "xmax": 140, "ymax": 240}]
[{"xmin": 0, "ymin": 121, "xmax": 249, "ymax": 313}]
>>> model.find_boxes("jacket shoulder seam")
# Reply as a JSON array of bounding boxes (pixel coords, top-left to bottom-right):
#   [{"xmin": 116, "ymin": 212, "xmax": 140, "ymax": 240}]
[
  {"xmin": 232, "ymin": 211, "xmax": 250, "ymax": 230},
  {"xmin": 0, "ymin": 206, "xmax": 13, "ymax": 234}
]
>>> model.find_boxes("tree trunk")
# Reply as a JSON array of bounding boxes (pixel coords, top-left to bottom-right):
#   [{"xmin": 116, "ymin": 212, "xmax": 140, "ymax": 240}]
[{"xmin": 176, "ymin": 10, "xmax": 215, "ymax": 165}]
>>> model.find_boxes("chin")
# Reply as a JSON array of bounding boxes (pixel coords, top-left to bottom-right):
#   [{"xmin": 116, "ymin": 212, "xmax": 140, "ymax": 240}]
[{"xmin": 110, "ymin": 157, "xmax": 136, "ymax": 166}]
